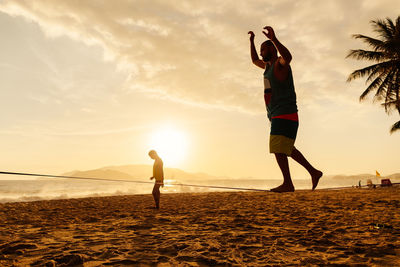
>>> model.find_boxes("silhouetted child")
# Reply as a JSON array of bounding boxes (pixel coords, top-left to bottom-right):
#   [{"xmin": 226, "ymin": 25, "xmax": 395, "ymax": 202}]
[{"xmin": 148, "ymin": 150, "xmax": 164, "ymax": 209}]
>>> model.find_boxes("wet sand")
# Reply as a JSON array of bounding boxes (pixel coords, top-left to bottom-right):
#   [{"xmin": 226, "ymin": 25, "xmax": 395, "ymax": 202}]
[{"xmin": 0, "ymin": 187, "xmax": 399, "ymax": 266}]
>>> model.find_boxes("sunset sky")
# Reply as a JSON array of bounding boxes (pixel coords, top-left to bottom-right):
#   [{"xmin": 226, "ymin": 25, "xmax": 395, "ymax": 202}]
[{"xmin": 0, "ymin": 0, "xmax": 399, "ymax": 180}]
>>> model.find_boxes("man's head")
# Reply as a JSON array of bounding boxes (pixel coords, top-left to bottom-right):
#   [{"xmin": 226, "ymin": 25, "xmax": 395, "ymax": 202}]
[
  {"xmin": 260, "ymin": 40, "xmax": 277, "ymax": 62},
  {"xmin": 148, "ymin": 150, "xmax": 158, "ymax": 159}
]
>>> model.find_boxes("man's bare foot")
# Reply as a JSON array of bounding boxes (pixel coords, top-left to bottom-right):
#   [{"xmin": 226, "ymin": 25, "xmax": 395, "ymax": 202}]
[
  {"xmin": 311, "ymin": 170, "xmax": 323, "ymax": 191},
  {"xmin": 270, "ymin": 184, "xmax": 295, "ymax": 193}
]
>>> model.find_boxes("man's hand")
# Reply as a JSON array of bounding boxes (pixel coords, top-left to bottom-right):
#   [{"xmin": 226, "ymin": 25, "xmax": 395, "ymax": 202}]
[
  {"xmin": 249, "ymin": 30, "xmax": 266, "ymax": 69},
  {"xmin": 150, "ymin": 177, "xmax": 154, "ymax": 180},
  {"xmin": 248, "ymin": 31, "xmax": 255, "ymax": 42},
  {"xmin": 263, "ymin": 26, "xmax": 276, "ymax": 41}
]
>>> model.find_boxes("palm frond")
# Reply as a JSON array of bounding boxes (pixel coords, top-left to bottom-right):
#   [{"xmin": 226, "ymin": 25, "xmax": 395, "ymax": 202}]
[
  {"xmin": 383, "ymin": 72, "xmax": 396, "ymax": 112},
  {"xmin": 396, "ymin": 16, "xmax": 400, "ymax": 37},
  {"xmin": 396, "ymin": 71, "xmax": 400, "ymax": 110},
  {"xmin": 387, "ymin": 17, "xmax": 396, "ymax": 33},
  {"xmin": 383, "ymin": 99, "xmax": 399, "ymax": 106},
  {"xmin": 366, "ymin": 65, "xmax": 386, "ymax": 83},
  {"xmin": 370, "ymin": 71, "xmax": 393, "ymax": 104},
  {"xmin": 347, "ymin": 62, "xmax": 382, "ymax": 82},
  {"xmin": 348, "ymin": 16, "xmax": 400, "ymax": 133},
  {"xmin": 348, "ymin": 58, "xmax": 397, "ymax": 86},
  {"xmin": 371, "ymin": 19, "xmax": 394, "ymax": 40},
  {"xmin": 383, "ymin": 99, "xmax": 400, "ymax": 112},
  {"xmin": 346, "ymin": 49, "xmax": 385, "ymax": 61},
  {"xmin": 382, "ymin": 70, "xmax": 400, "ymax": 111},
  {"xmin": 378, "ymin": 69, "xmax": 394, "ymax": 95},
  {"xmin": 390, "ymin": 120, "xmax": 400, "ymax": 133},
  {"xmin": 366, "ymin": 60, "xmax": 398, "ymax": 82},
  {"xmin": 352, "ymin": 34, "xmax": 385, "ymax": 51},
  {"xmin": 359, "ymin": 76, "xmax": 383, "ymax": 101}
]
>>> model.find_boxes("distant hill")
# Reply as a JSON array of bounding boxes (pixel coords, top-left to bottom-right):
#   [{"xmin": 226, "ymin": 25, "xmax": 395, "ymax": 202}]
[
  {"xmin": 62, "ymin": 165, "xmax": 400, "ymax": 184},
  {"xmin": 388, "ymin": 173, "xmax": 400, "ymax": 179},
  {"xmin": 330, "ymin": 173, "xmax": 400, "ymax": 184},
  {"xmin": 331, "ymin": 173, "xmax": 400, "ymax": 179},
  {"xmin": 331, "ymin": 174, "xmax": 376, "ymax": 180},
  {"xmin": 63, "ymin": 169, "xmax": 135, "ymax": 180},
  {"xmin": 62, "ymin": 164, "xmax": 232, "ymax": 182}
]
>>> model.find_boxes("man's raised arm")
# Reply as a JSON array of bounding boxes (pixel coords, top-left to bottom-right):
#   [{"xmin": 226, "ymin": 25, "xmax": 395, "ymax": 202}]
[
  {"xmin": 248, "ymin": 31, "xmax": 266, "ymax": 69},
  {"xmin": 263, "ymin": 26, "xmax": 292, "ymax": 65}
]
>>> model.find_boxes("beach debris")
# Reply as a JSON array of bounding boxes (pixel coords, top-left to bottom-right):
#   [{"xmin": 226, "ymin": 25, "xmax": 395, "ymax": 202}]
[
  {"xmin": 369, "ymin": 223, "xmax": 393, "ymax": 230},
  {"xmin": 381, "ymin": 179, "xmax": 392, "ymax": 187}
]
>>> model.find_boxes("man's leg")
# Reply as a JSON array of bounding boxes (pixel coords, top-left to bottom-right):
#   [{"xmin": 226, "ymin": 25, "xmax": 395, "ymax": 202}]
[
  {"xmin": 152, "ymin": 184, "xmax": 160, "ymax": 209},
  {"xmin": 290, "ymin": 147, "xmax": 323, "ymax": 190},
  {"xmin": 271, "ymin": 153, "xmax": 295, "ymax": 193}
]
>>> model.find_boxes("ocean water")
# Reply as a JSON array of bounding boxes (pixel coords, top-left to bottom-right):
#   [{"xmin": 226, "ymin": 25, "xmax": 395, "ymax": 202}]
[{"xmin": 0, "ymin": 177, "xmax": 374, "ymax": 203}]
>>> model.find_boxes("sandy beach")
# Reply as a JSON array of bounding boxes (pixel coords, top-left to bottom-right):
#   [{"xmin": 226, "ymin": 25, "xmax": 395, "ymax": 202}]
[{"xmin": 0, "ymin": 187, "xmax": 399, "ymax": 266}]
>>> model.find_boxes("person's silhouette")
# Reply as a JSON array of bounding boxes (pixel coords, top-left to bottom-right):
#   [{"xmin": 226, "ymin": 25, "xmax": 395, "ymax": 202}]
[
  {"xmin": 148, "ymin": 150, "xmax": 164, "ymax": 209},
  {"xmin": 248, "ymin": 26, "xmax": 323, "ymax": 192}
]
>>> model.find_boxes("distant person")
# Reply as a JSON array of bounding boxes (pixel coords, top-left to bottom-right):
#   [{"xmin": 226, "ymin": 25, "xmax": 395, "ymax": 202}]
[
  {"xmin": 248, "ymin": 26, "xmax": 323, "ymax": 192},
  {"xmin": 148, "ymin": 150, "xmax": 164, "ymax": 209}
]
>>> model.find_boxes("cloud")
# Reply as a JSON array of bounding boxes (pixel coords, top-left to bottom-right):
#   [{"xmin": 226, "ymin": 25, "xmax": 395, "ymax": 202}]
[
  {"xmin": 0, "ymin": 0, "xmax": 398, "ymax": 114},
  {"xmin": 0, "ymin": 118, "xmax": 151, "ymax": 137}
]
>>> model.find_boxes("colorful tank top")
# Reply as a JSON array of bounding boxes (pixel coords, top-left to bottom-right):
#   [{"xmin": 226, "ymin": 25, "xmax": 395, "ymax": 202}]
[{"xmin": 263, "ymin": 62, "xmax": 298, "ymax": 120}]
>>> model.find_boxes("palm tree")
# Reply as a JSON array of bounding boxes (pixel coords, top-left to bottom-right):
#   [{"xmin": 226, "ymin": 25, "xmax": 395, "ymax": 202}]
[{"xmin": 347, "ymin": 16, "xmax": 400, "ymax": 133}]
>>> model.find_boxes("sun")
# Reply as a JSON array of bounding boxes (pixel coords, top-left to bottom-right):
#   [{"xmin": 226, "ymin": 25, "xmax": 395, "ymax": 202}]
[{"xmin": 149, "ymin": 126, "xmax": 188, "ymax": 166}]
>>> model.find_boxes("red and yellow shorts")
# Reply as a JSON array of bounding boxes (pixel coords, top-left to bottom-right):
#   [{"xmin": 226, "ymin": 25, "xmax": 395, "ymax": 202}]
[{"xmin": 269, "ymin": 113, "xmax": 299, "ymax": 156}]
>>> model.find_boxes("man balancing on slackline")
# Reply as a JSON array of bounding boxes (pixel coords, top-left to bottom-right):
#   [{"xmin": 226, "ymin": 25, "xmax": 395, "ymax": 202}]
[
  {"xmin": 149, "ymin": 150, "xmax": 164, "ymax": 209},
  {"xmin": 248, "ymin": 26, "xmax": 323, "ymax": 192}
]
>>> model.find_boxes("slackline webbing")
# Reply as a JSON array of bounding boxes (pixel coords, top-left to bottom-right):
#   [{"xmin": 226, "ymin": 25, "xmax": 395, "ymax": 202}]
[
  {"xmin": 0, "ymin": 171, "xmax": 268, "ymax": 192},
  {"xmin": 1, "ymin": 171, "xmax": 397, "ymax": 192}
]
